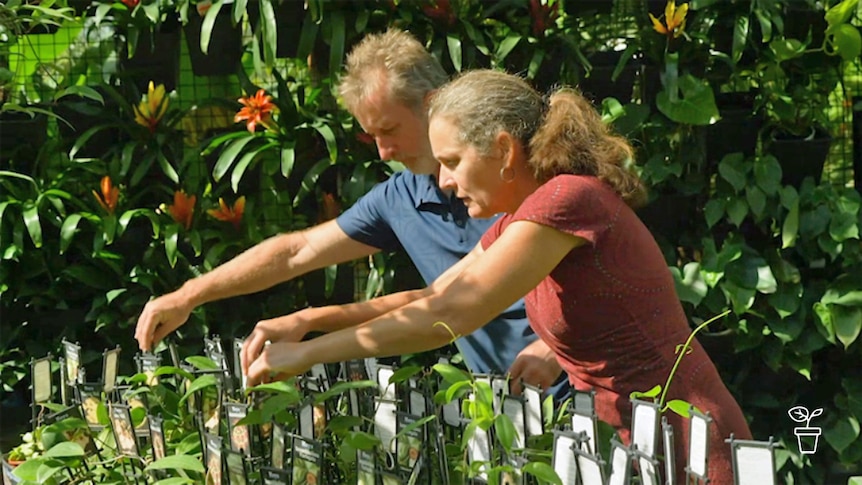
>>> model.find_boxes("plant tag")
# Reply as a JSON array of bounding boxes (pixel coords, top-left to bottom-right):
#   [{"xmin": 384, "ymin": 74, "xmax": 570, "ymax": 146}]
[
  {"xmin": 491, "ymin": 374, "xmax": 509, "ymax": 414},
  {"xmin": 225, "ymin": 449, "xmax": 248, "ymax": 485},
  {"xmin": 148, "ymin": 414, "xmax": 166, "ymax": 461},
  {"xmin": 377, "ymin": 365, "xmax": 397, "ymax": 401},
  {"xmin": 466, "ymin": 422, "xmax": 492, "ymax": 481},
  {"xmin": 31, "ymin": 356, "xmax": 52, "ymax": 404},
  {"xmin": 688, "ymin": 409, "xmax": 712, "ymax": 479},
  {"xmin": 396, "ymin": 412, "xmax": 424, "ymax": 478},
  {"xmin": 552, "ymin": 430, "xmax": 580, "ymax": 485},
  {"xmin": 662, "ymin": 417, "xmax": 676, "ymax": 485},
  {"xmin": 233, "ymin": 338, "xmax": 247, "ymax": 393},
  {"xmin": 136, "ymin": 352, "xmax": 161, "ymax": 386},
  {"xmin": 374, "ymin": 397, "xmax": 398, "ymax": 453},
  {"xmin": 298, "ymin": 398, "xmax": 315, "ymax": 440},
  {"xmin": 308, "ymin": 363, "xmax": 330, "ymax": 392},
  {"xmin": 523, "ymin": 383, "xmax": 543, "ymax": 438},
  {"xmin": 631, "ymin": 398, "xmax": 660, "ymax": 458},
  {"xmin": 291, "ymin": 434, "xmax": 323, "ymax": 485},
  {"xmin": 58, "ymin": 357, "xmax": 69, "ymax": 406},
  {"xmin": 636, "ymin": 451, "xmax": 661, "ymax": 485},
  {"xmin": 728, "ymin": 438, "xmax": 777, "ymax": 485},
  {"xmin": 356, "ymin": 448, "xmax": 376, "ymax": 485},
  {"xmin": 109, "ymin": 403, "xmax": 139, "ymax": 457},
  {"xmin": 260, "ymin": 467, "xmax": 290, "ymax": 485},
  {"xmin": 409, "ymin": 387, "xmax": 427, "ymax": 417},
  {"xmin": 502, "ymin": 394, "xmax": 527, "ymax": 450},
  {"xmin": 102, "ymin": 347, "xmax": 120, "ymax": 394},
  {"xmin": 77, "ymin": 382, "xmax": 104, "ymax": 428},
  {"xmin": 607, "ymin": 438, "xmax": 631, "ymax": 485},
  {"xmin": 204, "ymin": 432, "xmax": 223, "ymax": 485},
  {"xmin": 270, "ymin": 422, "xmax": 286, "ymax": 469},
  {"xmin": 225, "ymin": 402, "xmax": 252, "ymax": 456},
  {"xmin": 62, "ymin": 339, "xmax": 82, "ymax": 386},
  {"xmin": 574, "ymin": 447, "xmax": 605, "ymax": 485}
]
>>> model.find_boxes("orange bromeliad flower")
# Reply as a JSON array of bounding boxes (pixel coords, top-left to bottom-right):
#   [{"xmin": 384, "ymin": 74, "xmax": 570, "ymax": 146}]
[
  {"xmin": 207, "ymin": 196, "xmax": 245, "ymax": 229},
  {"xmin": 133, "ymin": 81, "xmax": 169, "ymax": 133},
  {"xmin": 93, "ymin": 176, "xmax": 120, "ymax": 215},
  {"xmin": 235, "ymin": 89, "xmax": 276, "ymax": 133},
  {"xmin": 650, "ymin": 0, "xmax": 688, "ymax": 39},
  {"xmin": 168, "ymin": 190, "xmax": 196, "ymax": 230}
]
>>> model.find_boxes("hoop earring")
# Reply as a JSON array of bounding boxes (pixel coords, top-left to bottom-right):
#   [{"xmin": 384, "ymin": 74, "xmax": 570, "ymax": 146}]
[{"xmin": 500, "ymin": 167, "xmax": 515, "ymax": 183}]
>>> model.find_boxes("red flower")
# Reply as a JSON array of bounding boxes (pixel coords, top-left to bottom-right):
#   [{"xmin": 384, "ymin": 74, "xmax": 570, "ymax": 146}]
[
  {"xmin": 234, "ymin": 89, "xmax": 276, "ymax": 133},
  {"xmin": 92, "ymin": 176, "xmax": 120, "ymax": 215},
  {"xmin": 207, "ymin": 196, "xmax": 245, "ymax": 229},
  {"xmin": 422, "ymin": 0, "xmax": 456, "ymax": 26},
  {"xmin": 168, "ymin": 190, "xmax": 196, "ymax": 230},
  {"xmin": 316, "ymin": 192, "xmax": 341, "ymax": 223},
  {"xmin": 121, "ymin": 0, "xmax": 139, "ymax": 8},
  {"xmin": 530, "ymin": 0, "xmax": 559, "ymax": 38}
]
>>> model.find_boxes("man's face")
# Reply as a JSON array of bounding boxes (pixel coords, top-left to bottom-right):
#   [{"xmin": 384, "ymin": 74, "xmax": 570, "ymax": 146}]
[{"xmin": 353, "ymin": 87, "xmax": 437, "ymax": 175}]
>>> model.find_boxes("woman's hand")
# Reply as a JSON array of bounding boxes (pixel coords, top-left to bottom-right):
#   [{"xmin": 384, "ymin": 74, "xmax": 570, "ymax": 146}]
[
  {"xmin": 245, "ymin": 341, "xmax": 312, "ymax": 387},
  {"xmin": 241, "ymin": 310, "xmax": 312, "ymax": 377}
]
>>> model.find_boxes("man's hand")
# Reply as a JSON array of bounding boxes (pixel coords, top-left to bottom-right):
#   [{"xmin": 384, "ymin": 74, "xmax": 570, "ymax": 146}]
[
  {"xmin": 240, "ymin": 311, "xmax": 312, "ymax": 377},
  {"xmin": 508, "ymin": 338, "xmax": 563, "ymax": 395},
  {"xmin": 135, "ymin": 292, "xmax": 194, "ymax": 352},
  {"xmin": 245, "ymin": 341, "xmax": 311, "ymax": 387}
]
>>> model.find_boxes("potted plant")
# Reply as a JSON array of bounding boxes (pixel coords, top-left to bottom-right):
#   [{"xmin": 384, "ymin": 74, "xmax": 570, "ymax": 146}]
[{"xmin": 180, "ymin": 0, "xmax": 243, "ymax": 77}]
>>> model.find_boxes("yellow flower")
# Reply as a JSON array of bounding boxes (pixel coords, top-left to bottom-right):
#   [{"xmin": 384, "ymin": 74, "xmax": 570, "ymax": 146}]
[
  {"xmin": 133, "ymin": 81, "xmax": 169, "ymax": 133},
  {"xmin": 650, "ymin": 0, "xmax": 688, "ymax": 38}
]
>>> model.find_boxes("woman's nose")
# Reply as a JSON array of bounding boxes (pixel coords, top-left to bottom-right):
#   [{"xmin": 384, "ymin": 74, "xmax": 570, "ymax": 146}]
[{"xmin": 437, "ymin": 165, "xmax": 456, "ymax": 190}]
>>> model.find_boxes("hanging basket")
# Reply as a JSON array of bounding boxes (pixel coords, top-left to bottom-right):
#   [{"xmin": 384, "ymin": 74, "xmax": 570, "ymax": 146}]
[
  {"xmin": 184, "ymin": 8, "xmax": 243, "ymax": 77},
  {"xmin": 119, "ymin": 19, "xmax": 182, "ymax": 94}
]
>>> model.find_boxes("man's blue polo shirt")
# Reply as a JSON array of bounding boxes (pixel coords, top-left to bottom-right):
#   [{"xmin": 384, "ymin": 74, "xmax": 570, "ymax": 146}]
[{"xmin": 336, "ymin": 170, "xmax": 538, "ymax": 376}]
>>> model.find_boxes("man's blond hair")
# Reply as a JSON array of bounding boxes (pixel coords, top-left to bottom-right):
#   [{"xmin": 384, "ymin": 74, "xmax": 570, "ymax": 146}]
[{"xmin": 338, "ymin": 28, "xmax": 447, "ymax": 115}]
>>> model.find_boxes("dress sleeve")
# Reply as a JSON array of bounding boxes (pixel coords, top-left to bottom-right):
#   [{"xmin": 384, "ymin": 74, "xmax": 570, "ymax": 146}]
[
  {"xmin": 336, "ymin": 177, "xmax": 400, "ymax": 251},
  {"xmin": 507, "ymin": 175, "xmax": 622, "ymax": 246}
]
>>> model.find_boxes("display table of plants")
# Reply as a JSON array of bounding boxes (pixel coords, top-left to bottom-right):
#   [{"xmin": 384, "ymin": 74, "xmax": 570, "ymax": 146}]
[{"xmin": 1, "ymin": 321, "xmax": 796, "ymax": 485}]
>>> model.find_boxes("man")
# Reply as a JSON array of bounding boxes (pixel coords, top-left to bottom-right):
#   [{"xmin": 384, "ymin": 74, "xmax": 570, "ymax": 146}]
[{"xmin": 135, "ymin": 28, "xmax": 566, "ymax": 398}]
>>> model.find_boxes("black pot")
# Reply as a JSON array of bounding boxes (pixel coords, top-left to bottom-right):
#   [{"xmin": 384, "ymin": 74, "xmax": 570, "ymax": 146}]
[
  {"xmin": 636, "ymin": 193, "xmax": 698, "ymax": 242},
  {"xmin": 120, "ymin": 19, "xmax": 181, "ymax": 93},
  {"xmin": 0, "ymin": 111, "xmax": 48, "ymax": 170},
  {"xmin": 184, "ymin": 9, "xmax": 243, "ymax": 76},
  {"xmin": 705, "ymin": 92, "xmax": 761, "ymax": 166},
  {"xmin": 248, "ymin": 0, "xmax": 306, "ymax": 59},
  {"xmin": 577, "ymin": 51, "xmax": 642, "ymax": 105},
  {"xmin": 769, "ymin": 127, "xmax": 832, "ymax": 188}
]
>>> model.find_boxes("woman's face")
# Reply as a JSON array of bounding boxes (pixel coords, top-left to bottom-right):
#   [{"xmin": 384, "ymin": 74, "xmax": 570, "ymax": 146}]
[{"xmin": 430, "ymin": 116, "xmax": 506, "ymax": 218}]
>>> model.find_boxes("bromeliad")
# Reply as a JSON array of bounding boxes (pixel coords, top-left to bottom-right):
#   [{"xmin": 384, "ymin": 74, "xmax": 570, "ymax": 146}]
[
  {"xmin": 235, "ymin": 89, "xmax": 276, "ymax": 133},
  {"xmin": 207, "ymin": 196, "xmax": 245, "ymax": 230},
  {"xmin": 168, "ymin": 190, "xmax": 196, "ymax": 230},
  {"xmin": 133, "ymin": 81, "xmax": 169, "ymax": 133},
  {"xmin": 93, "ymin": 176, "xmax": 120, "ymax": 215},
  {"xmin": 650, "ymin": 0, "xmax": 688, "ymax": 39}
]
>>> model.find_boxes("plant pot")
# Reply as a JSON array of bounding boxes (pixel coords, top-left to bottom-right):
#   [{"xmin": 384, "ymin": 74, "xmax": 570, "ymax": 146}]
[
  {"xmin": 1, "ymin": 454, "xmax": 23, "ymax": 485},
  {"xmin": 0, "ymin": 110, "xmax": 48, "ymax": 170},
  {"xmin": 794, "ymin": 427, "xmax": 821, "ymax": 455},
  {"xmin": 768, "ymin": 127, "xmax": 832, "ymax": 188},
  {"xmin": 248, "ymin": 0, "xmax": 306, "ymax": 59},
  {"xmin": 119, "ymin": 19, "xmax": 181, "ymax": 94},
  {"xmin": 577, "ymin": 50, "xmax": 642, "ymax": 104},
  {"xmin": 184, "ymin": 9, "xmax": 243, "ymax": 76},
  {"xmin": 705, "ymin": 92, "xmax": 761, "ymax": 166},
  {"xmin": 635, "ymin": 193, "xmax": 698, "ymax": 242}
]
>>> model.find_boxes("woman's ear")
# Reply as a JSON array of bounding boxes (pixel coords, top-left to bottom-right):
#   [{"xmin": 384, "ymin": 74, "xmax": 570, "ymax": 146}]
[{"xmin": 495, "ymin": 131, "xmax": 518, "ymax": 164}]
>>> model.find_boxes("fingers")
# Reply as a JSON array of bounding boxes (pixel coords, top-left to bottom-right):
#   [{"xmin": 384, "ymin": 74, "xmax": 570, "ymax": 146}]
[
  {"xmin": 135, "ymin": 310, "xmax": 155, "ymax": 352},
  {"xmin": 508, "ymin": 359, "xmax": 525, "ymax": 396},
  {"xmin": 241, "ymin": 330, "xmax": 267, "ymax": 377}
]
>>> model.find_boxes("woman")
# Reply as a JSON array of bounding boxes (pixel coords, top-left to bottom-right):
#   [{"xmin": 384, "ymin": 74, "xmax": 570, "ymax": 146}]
[{"xmin": 245, "ymin": 70, "xmax": 751, "ymax": 483}]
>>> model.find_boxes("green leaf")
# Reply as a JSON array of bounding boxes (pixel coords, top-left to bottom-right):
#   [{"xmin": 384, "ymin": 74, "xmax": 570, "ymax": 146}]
[
  {"xmin": 813, "ymin": 302, "xmax": 837, "ymax": 344},
  {"xmin": 165, "ymin": 223, "xmax": 179, "ymax": 268},
  {"xmin": 185, "ymin": 356, "xmax": 219, "ymax": 370},
  {"xmin": 829, "ymin": 23, "xmax": 862, "ymax": 61},
  {"xmin": 671, "ymin": 262, "xmax": 708, "ymax": 306},
  {"xmin": 754, "ymin": 155, "xmax": 782, "ymax": 196},
  {"xmin": 704, "ymin": 198, "xmax": 725, "ymax": 228},
  {"xmin": 200, "ymin": 0, "xmax": 224, "ymax": 55},
  {"xmin": 157, "ymin": 152, "xmax": 179, "ymax": 185},
  {"xmin": 718, "ymin": 153, "xmax": 747, "ymax": 192},
  {"xmin": 655, "ymin": 74, "xmax": 719, "ymax": 125},
  {"xmin": 767, "ymin": 313, "xmax": 805, "ymax": 343},
  {"xmin": 295, "ymin": 12, "xmax": 318, "ymax": 61},
  {"xmin": 822, "ymin": 275, "xmax": 862, "ymax": 306},
  {"xmin": 756, "ymin": 264, "xmax": 778, "ymax": 294},
  {"xmin": 447, "ymin": 34, "xmax": 462, "ymax": 72},
  {"xmin": 293, "ymin": 158, "xmax": 334, "ymax": 206},
  {"xmin": 825, "ymin": 0, "xmax": 860, "ymax": 26},
  {"xmin": 495, "ymin": 34, "xmax": 521, "ymax": 62},
  {"xmin": 522, "ymin": 461, "xmax": 563, "ymax": 485},
  {"xmin": 344, "ymin": 430, "xmax": 380, "ymax": 450},
  {"xmin": 721, "ymin": 280, "xmax": 756, "ymax": 314},
  {"xmin": 666, "ymin": 399, "xmax": 693, "ymax": 418},
  {"xmin": 11, "ymin": 459, "xmax": 43, "ymax": 481},
  {"xmin": 494, "ymin": 413, "xmax": 516, "ymax": 452},
  {"xmin": 745, "ymin": 185, "xmax": 767, "ymax": 220},
  {"xmin": 43, "ymin": 441, "xmax": 85, "ymax": 458},
  {"xmin": 782, "ymin": 198, "xmax": 799, "ymax": 249},
  {"xmin": 179, "ymin": 374, "xmax": 218, "ymax": 406},
  {"xmin": 825, "ymin": 415, "xmax": 860, "ymax": 453},
  {"xmin": 770, "ymin": 38, "xmax": 805, "ymax": 61},
  {"xmin": 154, "ymin": 477, "xmax": 197, "ymax": 485},
  {"xmin": 231, "ymin": 146, "xmax": 265, "ymax": 193},
  {"xmin": 214, "ymin": 136, "xmax": 257, "ymax": 182},
  {"xmin": 432, "ymin": 363, "xmax": 471, "ymax": 385},
  {"xmin": 22, "ymin": 203, "xmax": 42, "ymax": 248},
  {"xmin": 829, "ymin": 211, "xmax": 859, "ymax": 242},
  {"xmin": 311, "ymin": 122, "xmax": 338, "ymax": 162},
  {"xmin": 280, "ymin": 144, "xmax": 295, "ymax": 178},
  {"xmin": 768, "ymin": 283, "xmax": 802, "ymax": 319},
  {"xmin": 630, "ymin": 384, "xmax": 661, "ymax": 400},
  {"xmin": 59, "ymin": 213, "xmax": 83, "ymax": 254},
  {"xmin": 146, "ymin": 454, "xmax": 205, "ymax": 473},
  {"xmin": 313, "ymin": 380, "xmax": 377, "ymax": 404},
  {"xmin": 832, "ymin": 305, "xmax": 862, "ymax": 349},
  {"xmin": 726, "ymin": 198, "xmax": 748, "ymax": 226}
]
